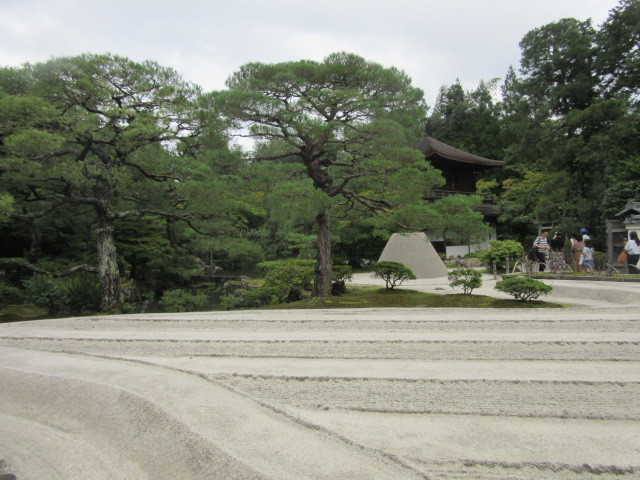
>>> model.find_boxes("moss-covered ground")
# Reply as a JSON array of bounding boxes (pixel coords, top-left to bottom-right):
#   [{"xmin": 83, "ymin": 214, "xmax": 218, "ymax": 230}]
[{"xmin": 263, "ymin": 286, "xmax": 563, "ymax": 309}]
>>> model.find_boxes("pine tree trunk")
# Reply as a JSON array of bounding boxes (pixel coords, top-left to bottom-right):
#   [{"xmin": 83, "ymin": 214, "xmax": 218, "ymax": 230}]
[
  {"xmin": 166, "ymin": 218, "xmax": 178, "ymax": 248},
  {"xmin": 96, "ymin": 211, "xmax": 121, "ymax": 311},
  {"xmin": 25, "ymin": 221, "xmax": 42, "ymax": 262},
  {"xmin": 312, "ymin": 208, "xmax": 332, "ymax": 297}
]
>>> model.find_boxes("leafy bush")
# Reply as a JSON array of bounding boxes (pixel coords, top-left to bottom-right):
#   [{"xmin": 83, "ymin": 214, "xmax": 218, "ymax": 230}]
[
  {"xmin": 594, "ymin": 251, "xmax": 607, "ymax": 271},
  {"xmin": 245, "ymin": 285, "xmax": 290, "ymax": 306},
  {"xmin": 372, "ymin": 261, "xmax": 416, "ymax": 289},
  {"xmin": 219, "ymin": 261, "xmax": 353, "ymax": 310},
  {"xmin": 495, "ymin": 277, "xmax": 552, "ymax": 301},
  {"xmin": 159, "ymin": 288, "xmax": 208, "ymax": 312},
  {"xmin": 64, "ymin": 272, "xmax": 102, "ymax": 313},
  {"xmin": 0, "ymin": 280, "xmax": 25, "ymax": 306},
  {"xmin": 219, "ymin": 285, "xmax": 289, "ymax": 310},
  {"xmin": 20, "ymin": 271, "xmax": 102, "ymax": 316},
  {"xmin": 448, "ymin": 268, "xmax": 482, "ymax": 294},
  {"xmin": 332, "ymin": 264, "xmax": 353, "ymax": 283},
  {"xmin": 23, "ymin": 274, "xmax": 68, "ymax": 315},
  {"xmin": 331, "ymin": 264, "xmax": 353, "ymax": 296},
  {"xmin": 219, "ymin": 294, "xmax": 241, "ymax": 311},
  {"xmin": 258, "ymin": 260, "xmax": 315, "ymax": 294},
  {"xmin": 476, "ymin": 240, "xmax": 524, "ymax": 266}
]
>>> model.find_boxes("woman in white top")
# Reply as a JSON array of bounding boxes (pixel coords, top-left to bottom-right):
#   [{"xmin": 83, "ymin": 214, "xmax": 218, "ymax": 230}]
[{"xmin": 623, "ymin": 231, "xmax": 640, "ymax": 274}]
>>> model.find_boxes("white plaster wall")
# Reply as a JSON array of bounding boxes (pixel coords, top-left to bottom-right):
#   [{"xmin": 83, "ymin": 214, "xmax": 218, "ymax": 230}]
[{"xmin": 446, "ymin": 242, "xmax": 491, "ymax": 257}]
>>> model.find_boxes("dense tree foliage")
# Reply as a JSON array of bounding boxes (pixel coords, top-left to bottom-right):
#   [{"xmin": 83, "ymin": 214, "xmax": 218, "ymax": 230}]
[
  {"xmin": 1, "ymin": 0, "xmax": 638, "ymax": 312},
  {"xmin": 208, "ymin": 53, "xmax": 448, "ymax": 296},
  {"xmin": 426, "ymin": 0, "xmax": 640, "ymax": 247},
  {"xmin": 0, "ymin": 54, "xmax": 243, "ymax": 310}
]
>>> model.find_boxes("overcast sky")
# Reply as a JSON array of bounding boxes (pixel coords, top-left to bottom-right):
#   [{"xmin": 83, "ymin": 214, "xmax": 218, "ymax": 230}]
[{"xmin": 0, "ymin": 0, "xmax": 619, "ymax": 106}]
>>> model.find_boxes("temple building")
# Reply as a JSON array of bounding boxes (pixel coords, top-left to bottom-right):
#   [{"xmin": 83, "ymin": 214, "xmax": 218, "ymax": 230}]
[{"xmin": 418, "ymin": 136, "xmax": 505, "ymax": 256}]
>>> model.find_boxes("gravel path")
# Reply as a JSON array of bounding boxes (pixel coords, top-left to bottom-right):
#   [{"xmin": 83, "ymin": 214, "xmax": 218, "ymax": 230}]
[{"xmin": 1, "ymin": 277, "xmax": 639, "ymax": 479}]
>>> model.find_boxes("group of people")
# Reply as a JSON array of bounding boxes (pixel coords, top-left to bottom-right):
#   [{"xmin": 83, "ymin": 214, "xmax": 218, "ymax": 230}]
[
  {"xmin": 531, "ymin": 229, "xmax": 593, "ymax": 273},
  {"xmin": 569, "ymin": 229, "xmax": 595, "ymax": 273},
  {"xmin": 531, "ymin": 228, "xmax": 640, "ymax": 274}
]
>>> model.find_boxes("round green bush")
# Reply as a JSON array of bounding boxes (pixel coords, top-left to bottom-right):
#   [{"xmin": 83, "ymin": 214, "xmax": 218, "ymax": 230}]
[
  {"xmin": 159, "ymin": 288, "xmax": 208, "ymax": 312},
  {"xmin": 495, "ymin": 277, "xmax": 552, "ymax": 301},
  {"xmin": 23, "ymin": 274, "xmax": 68, "ymax": 315},
  {"xmin": 372, "ymin": 261, "xmax": 416, "ymax": 289},
  {"xmin": 448, "ymin": 268, "xmax": 482, "ymax": 294}
]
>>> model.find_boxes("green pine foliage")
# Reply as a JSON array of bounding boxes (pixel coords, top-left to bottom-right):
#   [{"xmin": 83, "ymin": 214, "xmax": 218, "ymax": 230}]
[
  {"xmin": 372, "ymin": 261, "xmax": 417, "ymax": 289},
  {"xmin": 209, "ymin": 52, "xmax": 453, "ymax": 296},
  {"xmin": 22, "ymin": 275, "xmax": 68, "ymax": 315},
  {"xmin": 448, "ymin": 268, "xmax": 483, "ymax": 294},
  {"xmin": 159, "ymin": 289, "xmax": 208, "ymax": 313},
  {"xmin": 426, "ymin": 0, "xmax": 639, "ymax": 247},
  {"xmin": 1, "ymin": 1, "xmax": 638, "ymax": 312},
  {"xmin": 495, "ymin": 277, "xmax": 553, "ymax": 301}
]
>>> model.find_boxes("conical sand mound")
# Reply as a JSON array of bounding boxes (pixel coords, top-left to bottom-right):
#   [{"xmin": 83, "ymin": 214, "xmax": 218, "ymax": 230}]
[{"xmin": 378, "ymin": 232, "xmax": 448, "ymax": 278}]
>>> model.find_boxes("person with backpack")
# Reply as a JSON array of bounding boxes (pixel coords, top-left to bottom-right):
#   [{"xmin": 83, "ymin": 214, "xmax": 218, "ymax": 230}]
[{"xmin": 533, "ymin": 230, "xmax": 550, "ymax": 272}]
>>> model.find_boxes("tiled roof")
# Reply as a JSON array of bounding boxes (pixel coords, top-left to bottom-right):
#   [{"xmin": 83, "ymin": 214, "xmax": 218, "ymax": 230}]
[
  {"xmin": 616, "ymin": 201, "xmax": 640, "ymax": 217},
  {"xmin": 418, "ymin": 136, "xmax": 505, "ymax": 167}
]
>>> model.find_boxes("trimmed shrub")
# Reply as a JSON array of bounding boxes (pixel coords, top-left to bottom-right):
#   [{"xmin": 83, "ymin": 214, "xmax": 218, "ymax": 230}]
[
  {"xmin": 476, "ymin": 240, "xmax": 524, "ymax": 273},
  {"xmin": 221, "ymin": 260, "xmax": 353, "ymax": 310},
  {"xmin": 219, "ymin": 294, "xmax": 241, "ymax": 311},
  {"xmin": 448, "ymin": 268, "xmax": 482, "ymax": 294},
  {"xmin": 0, "ymin": 280, "xmax": 25, "ymax": 306},
  {"xmin": 257, "ymin": 259, "xmax": 315, "ymax": 298},
  {"xmin": 372, "ymin": 261, "xmax": 416, "ymax": 289},
  {"xmin": 245, "ymin": 285, "xmax": 290, "ymax": 306},
  {"xmin": 495, "ymin": 277, "xmax": 552, "ymax": 301},
  {"xmin": 64, "ymin": 272, "xmax": 102, "ymax": 313},
  {"xmin": 159, "ymin": 288, "xmax": 208, "ymax": 312},
  {"xmin": 23, "ymin": 274, "xmax": 68, "ymax": 315},
  {"xmin": 331, "ymin": 264, "xmax": 353, "ymax": 296}
]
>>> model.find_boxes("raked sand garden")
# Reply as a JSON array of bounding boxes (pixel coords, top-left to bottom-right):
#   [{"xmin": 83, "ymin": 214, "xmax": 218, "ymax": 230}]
[{"xmin": 1, "ymin": 274, "xmax": 639, "ymax": 479}]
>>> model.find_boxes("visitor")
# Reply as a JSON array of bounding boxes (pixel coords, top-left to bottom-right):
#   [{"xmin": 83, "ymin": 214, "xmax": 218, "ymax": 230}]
[
  {"xmin": 580, "ymin": 228, "xmax": 591, "ymax": 241},
  {"xmin": 533, "ymin": 230, "xmax": 550, "ymax": 272},
  {"xmin": 571, "ymin": 234, "xmax": 585, "ymax": 272},
  {"xmin": 581, "ymin": 239, "xmax": 595, "ymax": 274},
  {"xmin": 623, "ymin": 231, "xmax": 640, "ymax": 274},
  {"xmin": 548, "ymin": 232, "xmax": 565, "ymax": 273},
  {"xmin": 549, "ymin": 232, "xmax": 565, "ymax": 251}
]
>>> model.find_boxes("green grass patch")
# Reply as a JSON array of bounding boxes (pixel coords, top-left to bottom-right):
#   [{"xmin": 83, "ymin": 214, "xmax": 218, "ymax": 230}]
[
  {"xmin": 0, "ymin": 304, "xmax": 48, "ymax": 323},
  {"xmin": 262, "ymin": 286, "xmax": 563, "ymax": 309}
]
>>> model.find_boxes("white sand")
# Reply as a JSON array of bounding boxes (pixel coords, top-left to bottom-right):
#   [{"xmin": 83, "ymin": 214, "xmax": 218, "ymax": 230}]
[{"xmin": 1, "ymin": 275, "xmax": 639, "ymax": 479}]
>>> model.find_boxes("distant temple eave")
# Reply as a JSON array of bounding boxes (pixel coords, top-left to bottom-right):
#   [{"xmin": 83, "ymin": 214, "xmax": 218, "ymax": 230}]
[{"xmin": 419, "ymin": 136, "xmax": 505, "ymax": 169}]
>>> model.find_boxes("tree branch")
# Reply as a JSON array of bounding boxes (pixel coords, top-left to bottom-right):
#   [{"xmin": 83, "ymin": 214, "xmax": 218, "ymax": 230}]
[
  {"xmin": 0, "ymin": 259, "xmax": 98, "ymax": 277},
  {"xmin": 10, "ymin": 197, "xmax": 101, "ymax": 221},
  {"xmin": 112, "ymin": 209, "xmax": 237, "ymax": 237},
  {"xmin": 121, "ymin": 161, "xmax": 182, "ymax": 182}
]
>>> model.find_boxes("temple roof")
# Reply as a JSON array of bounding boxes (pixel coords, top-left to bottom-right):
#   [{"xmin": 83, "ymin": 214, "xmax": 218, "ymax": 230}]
[
  {"xmin": 615, "ymin": 201, "xmax": 640, "ymax": 217},
  {"xmin": 418, "ymin": 136, "xmax": 505, "ymax": 168}
]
